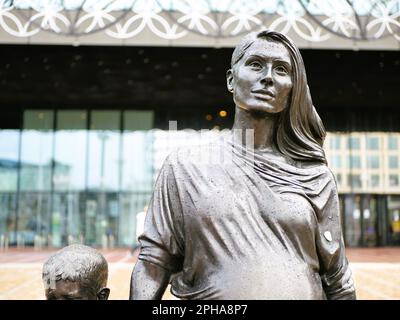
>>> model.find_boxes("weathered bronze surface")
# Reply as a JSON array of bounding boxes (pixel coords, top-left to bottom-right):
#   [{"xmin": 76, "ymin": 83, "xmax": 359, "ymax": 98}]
[
  {"xmin": 130, "ymin": 30, "xmax": 356, "ymax": 300},
  {"xmin": 42, "ymin": 244, "xmax": 110, "ymax": 300}
]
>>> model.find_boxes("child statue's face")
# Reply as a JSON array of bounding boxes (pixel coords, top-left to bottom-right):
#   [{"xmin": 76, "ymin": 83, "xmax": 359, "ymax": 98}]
[{"xmin": 45, "ymin": 280, "xmax": 109, "ymax": 300}]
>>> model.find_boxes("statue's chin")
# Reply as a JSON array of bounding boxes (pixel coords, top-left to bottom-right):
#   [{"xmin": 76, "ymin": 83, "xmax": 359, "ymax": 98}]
[{"xmin": 237, "ymin": 105, "xmax": 285, "ymax": 118}]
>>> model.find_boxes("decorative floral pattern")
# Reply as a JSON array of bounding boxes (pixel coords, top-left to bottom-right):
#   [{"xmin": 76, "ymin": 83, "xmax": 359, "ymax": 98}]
[{"xmin": 0, "ymin": 0, "xmax": 399, "ymax": 42}]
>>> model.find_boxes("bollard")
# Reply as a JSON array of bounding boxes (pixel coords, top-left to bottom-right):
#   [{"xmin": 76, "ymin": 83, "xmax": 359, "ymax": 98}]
[
  {"xmin": 102, "ymin": 234, "xmax": 108, "ymax": 249},
  {"xmin": 5, "ymin": 235, "xmax": 8, "ymax": 251},
  {"xmin": 0, "ymin": 234, "xmax": 4, "ymax": 251},
  {"xmin": 38, "ymin": 235, "xmax": 43, "ymax": 249},
  {"xmin": 17, "ymin": 234, "xmax": 24, "ymax": 248},
  {"xmin": 34, "ymin": 235, "xmax": 40, "ymax": 251},
  {"xmin": 109, "ymin": 235, "xmax": 115, "ymax": 249}
]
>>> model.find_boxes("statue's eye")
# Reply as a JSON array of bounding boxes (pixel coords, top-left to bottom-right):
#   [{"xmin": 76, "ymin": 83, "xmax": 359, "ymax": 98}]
[
  {"xmin": 248, "ymin": 61, "xmax": 262, "ymax": 70},
  {"xmin": 275, "ymin": 65, "xmax": 288, "ymax": 75}
]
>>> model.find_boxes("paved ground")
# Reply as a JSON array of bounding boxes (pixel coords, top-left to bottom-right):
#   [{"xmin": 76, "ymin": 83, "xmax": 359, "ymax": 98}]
[{"xmin": 0, "ymin": 247, "xmax": 399, "ymax": 300}]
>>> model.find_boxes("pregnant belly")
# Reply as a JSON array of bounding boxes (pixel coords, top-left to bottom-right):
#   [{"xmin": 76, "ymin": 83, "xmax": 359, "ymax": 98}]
[
  {"xmin": 172, "ymin": 255, "xmax": 325, "ymax": 300},
  {"xmin": 215, "ymin": 258, "xmax": 325, "ymax": 300}
]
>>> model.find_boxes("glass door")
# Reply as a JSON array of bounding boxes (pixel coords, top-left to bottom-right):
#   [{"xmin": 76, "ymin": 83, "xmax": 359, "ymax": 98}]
[
  {"xmin": 343, "ymin": 195, "xmax": 362, "ymax": 246},
  {"xmin": 387, "ymin": 195, "xmax": 400, "ymax": 245},
  {"xmin": 361, "ymin": 195, "xmax": 378, "ymax": 246}
]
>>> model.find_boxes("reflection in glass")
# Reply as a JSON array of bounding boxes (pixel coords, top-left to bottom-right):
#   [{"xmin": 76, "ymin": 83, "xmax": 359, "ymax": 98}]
[
  {"xmin": 0, "ymin": 193, "xmax": 17, "ymax": 243},
  {"xmin": 367, "ymin": 155, "xmax": 379, "ymax": 169},
  {"xmin": 0, "ymin": 130, "xmax": 20, "ymax": 192},
  {"xmin": 389, "ymin": 174, "xmax": 399, "ymax": 186},
  {"xmin": 348, "ymin": 174, "xmax": 362, "ymax": 189},
  {"xmin": 362, "ymin": 196, "xmax": 377, "ymax": 246},
  {"xmin": 330, "ymin": 136, "xmax": 341, "ymax": 150},
  {"xmin": 330, "ymin": 155, "xmax": 341, "ymax": 169},
  {"xmin": 119, "ymin": 193, "xmax": 151, "ymax": 246},
  {"xmin": 366, "ymin": 136, "xmax": 379, "ymax": 150},
  {"xmin": 88, "ymin": 111, "xmax": 121, "ymax": 191},
  {"xmin": 348, "ymin": 155, "xmax": 361, "ymax": 169},
  {"xmin": 389, "ymin": 155, "xmax": 398, "ymax": 169},
  {"xmin": 122, "ymin": 110, "xmax": 154, "ymax": 192},
  {"xmin": 335, "ymin": 173, "xmax": 342, "ymax": 186},
  {"xmin": 17, "ymin": 193, "xmax": 51, "ymax": 246},
  {"xmin": 344, "ymin": 196, "xmax": 362, "ymax": 246},
  {"xmin": 87, "ymin": 111, "xmax": 121, "ymax": 246},
  {"xmin": 348, "ymin": 136, "xmax": 360, "ymax": 149},
  {"xmin": 370, "ymin": 174, "xmax": 380, "ymax": 188},
  {"xmin": 20, "ymin": 111, "xmax": 54, "ymax": 191},
  {"xmin": 388, "ymin": 135, "xmax": 398, "ymax": 150},
  {"xmin": 83, "ymin": 192, "xmax": 119, "ymax": 247},
  {"xmin": 387, "ymin": 196, "xmax": 400, "ymax": 245},
  {"xmin": 54, "ymin": 111, "xmax": 87, "ymax": 191},
  {"xmin": 0, "ymin": 130, "xmax": 19, "ymax": 247},
  {"xmin": 120, "ymin": 110, "xmax": 154, "ymax": 246},
  {"xmin": 52, "ymin": 193, "xmax": 84, "ymax": 247}
]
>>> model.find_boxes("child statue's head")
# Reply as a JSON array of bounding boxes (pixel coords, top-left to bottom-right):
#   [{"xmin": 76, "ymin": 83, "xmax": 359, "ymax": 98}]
[{"xmin": 42, "ymin": 244, "xmax": 110, "ymax": 300}]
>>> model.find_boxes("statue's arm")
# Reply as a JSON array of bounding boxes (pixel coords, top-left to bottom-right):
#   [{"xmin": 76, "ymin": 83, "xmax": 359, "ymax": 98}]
[
  {"xmin": 129, "ymin": 260, "xmax": 171, "ymax": 300},
  {"xmin": 318, "ymin": 170, "xmax": 356, "ymax": 300}
]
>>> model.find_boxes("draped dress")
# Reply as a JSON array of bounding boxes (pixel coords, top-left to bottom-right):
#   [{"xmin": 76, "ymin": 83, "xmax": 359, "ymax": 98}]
[{"xmin": 138, "ymin": 136, "xmax": 356, "ymax": 300}]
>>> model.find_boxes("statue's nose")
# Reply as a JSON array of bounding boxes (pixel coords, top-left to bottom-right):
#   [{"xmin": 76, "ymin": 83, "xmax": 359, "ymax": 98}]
[{"xmin": 261, "ymin": 66, "xmax": 273, "ymax": 86}]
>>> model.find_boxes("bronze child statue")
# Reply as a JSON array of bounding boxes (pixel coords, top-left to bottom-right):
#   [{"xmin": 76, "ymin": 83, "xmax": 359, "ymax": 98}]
[
  {"xmin": 130, "ymin": 29, "xmax": 356, "ymax": 300},
  {"xmin": 42, "ymin": 244, "xmax": 110, "ymax": 300}
]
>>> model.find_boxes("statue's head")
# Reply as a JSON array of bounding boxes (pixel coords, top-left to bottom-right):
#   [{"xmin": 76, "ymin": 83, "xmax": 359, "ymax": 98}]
[
  {"xmin": 226, "ymin": 30, "xmax": 327, "ymax": 164},
  {"xmin": 42, "ymin": 244, "xmax": 110, "ymax": 300},
  {"xmin": 227, "ymin": 30, "xmax": 293, "ymax": 115}
]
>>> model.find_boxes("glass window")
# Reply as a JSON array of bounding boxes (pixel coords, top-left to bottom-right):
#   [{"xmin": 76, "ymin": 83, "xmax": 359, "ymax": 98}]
[
  {"xmin": 387, "ymin": 196, "xmax": 400, "ymax": 245},
  {"xmin": 16, "ymin": 193, "xmax": 51, "ymax": 246},
  {"xmin": 54, "ymin": 111, "xmax": 87, "ymax": 191},
  {"xmin": 122, "ymin": 111, "xmax": 154, "ymax": 192},
  {"xmin": 370, "ymin": 174, "xmax": 380, "ymax": 187},
  {"xmin": 330, "ymin": 155, "xmax": 342, "ymax": 168},
  {"xmin": 366, "ymin": 136, "xmax": 379, "ymax": 150},
  {"xmin": 0, "ymin": 193, "xmax": 17, "ymax": 242},
  {"xmin": 361, "ymin": 196, "xmax": 378, "ymax": 247},
  {"xmin": 347, "ymin": 174, "xmax": 362, "ymax": 189},
  {"xmin": 388, "ymin": 136, "xmax": 398, "ymax": 150},
  {"xmin": 348, "ymin": 155, "xmax": 361, "ymax": 169},
  {"xmin": 344, "ymin": 195, "xmax": 362, "ymax": 246},
  {"xmin": 389, "ymin": 174, "xmax": 399, "ymax": 187},
  {"xmin": 389, "ymin": 155, "xmax": 398, "ymax": 169},
  {"xmin": 20, "ymin": 111, "xmax": 54, "ymax": 191},
  {"xmin": 348, "ymin": 137, "xmax": 360, "ymax": 149},
  {"xmin": 330, "ymin": 136, "xmax": 341, "ymax": 150},
  {"xmin": 124, "ymin": 110, "xmax": 154, "ymax": 131},
  {"xmin": 87, "ymin": 111, "xmax": 121, "ymax": 191},
  {"xmin": 335, "ymin": 173, "xmax": 342, "ymax": 185},
  {"xmin": 0, "ymin": 130, "xmax": 20, "ymax": 192},
  {"xmin": 51, "ymin": 193, "xmax": 85, "ymax": 247},
  {"xmin": 367, "ymin": 155, "xmax": 380, "ymax": 169}
]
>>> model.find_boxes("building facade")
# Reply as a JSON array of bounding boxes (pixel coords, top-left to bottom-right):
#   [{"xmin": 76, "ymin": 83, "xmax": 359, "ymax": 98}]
[{"xmin": 1, "ymin": 1, "xmax": 400, "ymax": 248}]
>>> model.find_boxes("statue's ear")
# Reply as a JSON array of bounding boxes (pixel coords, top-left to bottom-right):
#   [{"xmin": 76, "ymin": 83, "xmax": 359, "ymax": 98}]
[
  {"xmin": 226, "ymin": 69, "xmax": 234, "ymax": 93},
  {"xmin": 97, "ymin": 287, "xmax": 110, "ymax": 300}
]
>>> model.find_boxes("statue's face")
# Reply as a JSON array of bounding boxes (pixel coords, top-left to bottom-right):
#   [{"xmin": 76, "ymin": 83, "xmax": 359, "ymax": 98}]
[
  {"xmin": 227, "ymin": 39, "xmax": 293, "ymax": 114},
  {"xmin": 45, "ymin": 279, "xmax": 109, "ymax": 300}
]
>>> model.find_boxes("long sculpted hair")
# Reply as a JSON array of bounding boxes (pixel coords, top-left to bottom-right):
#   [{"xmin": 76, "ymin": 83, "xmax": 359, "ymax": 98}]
[{"xmin": 231, "ymin": 30, "xmax": 327, "ymax": 164}]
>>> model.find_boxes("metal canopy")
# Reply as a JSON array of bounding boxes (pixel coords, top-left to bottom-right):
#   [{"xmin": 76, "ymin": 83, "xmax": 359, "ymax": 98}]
[{"xmin": 1, "ymin": 1, "xmax": 400, "ymax": 48}]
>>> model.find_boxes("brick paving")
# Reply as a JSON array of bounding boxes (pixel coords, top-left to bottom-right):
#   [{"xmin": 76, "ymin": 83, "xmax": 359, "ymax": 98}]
[{"xmin": 0, "ymin": 247, "xmax": 399, "ymax": 300}]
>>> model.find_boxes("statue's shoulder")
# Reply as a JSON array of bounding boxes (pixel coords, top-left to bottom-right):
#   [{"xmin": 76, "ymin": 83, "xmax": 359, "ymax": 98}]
[{"xmin": 163, "ymin": 142, "xmax": 222, "ymax": 170}]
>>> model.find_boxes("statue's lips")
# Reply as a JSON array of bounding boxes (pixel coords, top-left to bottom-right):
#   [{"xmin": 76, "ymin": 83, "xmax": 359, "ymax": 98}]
[{"xmin": 252, "ymin": 90, "xmax": 275, "ymax": 100}]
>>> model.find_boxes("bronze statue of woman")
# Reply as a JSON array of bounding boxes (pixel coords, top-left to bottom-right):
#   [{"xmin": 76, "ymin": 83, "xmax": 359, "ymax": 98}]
[{"xmin": 130, "ymin": 30, "xmax": 356, "ymax": 300}]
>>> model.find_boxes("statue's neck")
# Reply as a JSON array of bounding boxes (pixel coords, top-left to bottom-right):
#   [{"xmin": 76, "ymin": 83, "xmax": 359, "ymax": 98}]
[{"xmin": 232, "ymin": 107, "xmax": 277, "ymax": 151}]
